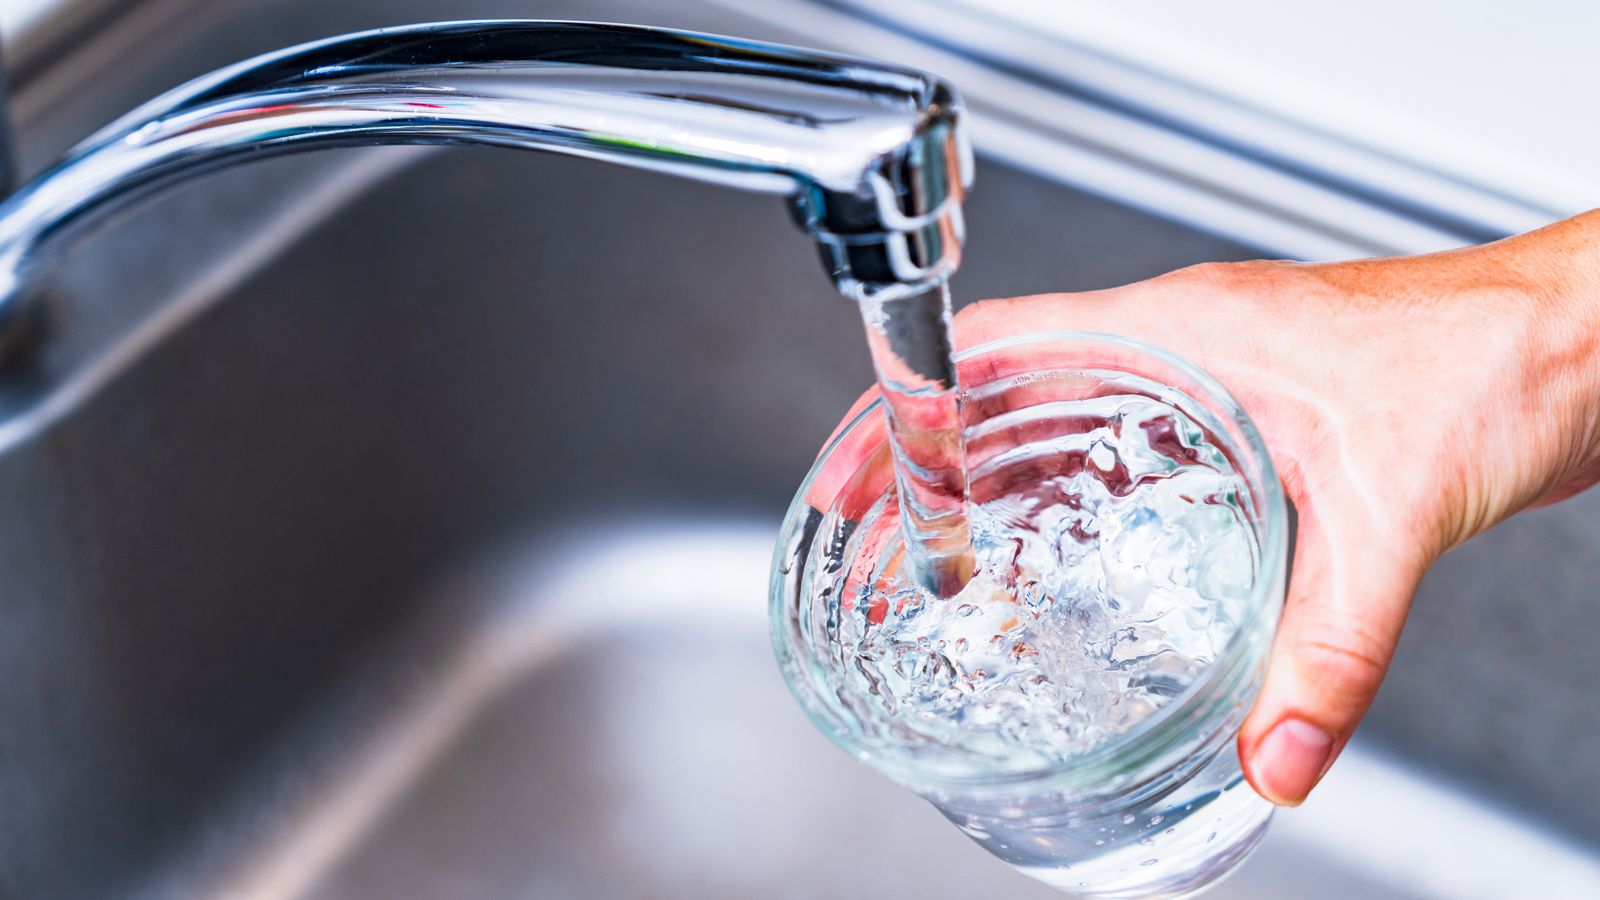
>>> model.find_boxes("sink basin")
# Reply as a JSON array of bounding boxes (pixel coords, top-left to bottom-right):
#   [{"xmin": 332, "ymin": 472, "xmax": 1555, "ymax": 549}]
[{"xmin": 3, "ymin": 1, "xmax": 1599, "ymax": 898}]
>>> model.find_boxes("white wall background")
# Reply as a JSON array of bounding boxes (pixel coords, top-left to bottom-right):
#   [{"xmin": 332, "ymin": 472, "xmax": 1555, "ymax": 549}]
[
  {"xmin": 2, "ymin": 0, "xmax": 1595, "ymax": 215},
  {"xmin": 953, "ymin": 0, "xmax": 1600, "ymax": 214}
]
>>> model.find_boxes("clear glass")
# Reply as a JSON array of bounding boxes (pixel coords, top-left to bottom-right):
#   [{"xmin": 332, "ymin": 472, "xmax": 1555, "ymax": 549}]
[{"xmin": 772, "ymin": 332, "xmax": 1288, "ymax": 899}]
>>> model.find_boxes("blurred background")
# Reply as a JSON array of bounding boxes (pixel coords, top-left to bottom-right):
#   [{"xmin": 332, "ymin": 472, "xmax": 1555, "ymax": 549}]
[{"xmin": 0, "ymin": 1, "xmax": 1596, "ymax": 898}]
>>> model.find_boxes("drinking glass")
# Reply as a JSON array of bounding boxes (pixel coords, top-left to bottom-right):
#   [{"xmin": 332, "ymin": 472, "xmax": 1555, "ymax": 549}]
[{"xmin": 771, "ymin": 332, "xmax": 1288, "ymax": 899}]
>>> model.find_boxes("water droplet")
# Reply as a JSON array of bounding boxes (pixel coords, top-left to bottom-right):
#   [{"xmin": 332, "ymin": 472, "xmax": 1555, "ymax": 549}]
[
  {"xmin": 957, "ymin": 604, "xmax": 977, "ymax": 617},
  {"xmin": 1165, "ymin": 827, "xmax": 1175, "ymax": 836},
  {"xmin": 1207, "ymin": 831, "xmax": 1217, "ymax": 843},
  {"xmin": 1149, "ymin": 814, "xmax": 1164, "ymax": 826},
  {"xmin": 1140, "ymin": 837, "xmax": 1155, "ymax": 846},
  {"xmin": 1122, "ymin": 814, "xmax": 1136, "ymax": 825},
  {"xmin": 1141, "ymin": 859, "xmax": 1159, "ymax": 867}
]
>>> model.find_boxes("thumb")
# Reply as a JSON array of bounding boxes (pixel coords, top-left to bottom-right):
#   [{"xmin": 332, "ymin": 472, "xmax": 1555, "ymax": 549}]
[{"xmin": 1238, "ymin": 513, "xmax": 1424, "ymax": 806}]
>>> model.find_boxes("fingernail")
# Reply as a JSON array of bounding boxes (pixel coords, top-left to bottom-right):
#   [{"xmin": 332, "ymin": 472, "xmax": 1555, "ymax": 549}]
[{"xmin": 1251, "ymin": 718, "xmax": 1334, "ymax": 806}]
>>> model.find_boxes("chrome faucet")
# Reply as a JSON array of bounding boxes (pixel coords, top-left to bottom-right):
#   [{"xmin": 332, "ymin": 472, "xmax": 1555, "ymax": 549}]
[{"xmin": 0, "ymin": 19, "xmax": 971, "ymax": 340}]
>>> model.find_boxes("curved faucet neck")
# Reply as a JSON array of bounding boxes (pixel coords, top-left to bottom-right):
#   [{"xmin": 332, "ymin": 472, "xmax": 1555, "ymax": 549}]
[{"xmin": 0, "ymin": 19, "xmax": 971, "ymax": 322}]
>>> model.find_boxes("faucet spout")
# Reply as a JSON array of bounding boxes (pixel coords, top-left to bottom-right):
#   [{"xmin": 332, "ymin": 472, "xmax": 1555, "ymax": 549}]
[{"xmin": 0, "ymin": 19, "xmax": 971, "ymax": 329}]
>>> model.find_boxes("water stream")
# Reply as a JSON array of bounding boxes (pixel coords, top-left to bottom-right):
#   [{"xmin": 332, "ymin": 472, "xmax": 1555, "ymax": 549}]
[{"xmin": 855, "ymin": 280, "xmax": 975, "ymax": 597}]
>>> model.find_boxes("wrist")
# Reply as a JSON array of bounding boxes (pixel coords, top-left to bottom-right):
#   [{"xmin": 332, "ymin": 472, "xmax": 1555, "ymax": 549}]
[{"xmin": 1507, "ymin": 210, "xmax": 1600, "ymax": 481}]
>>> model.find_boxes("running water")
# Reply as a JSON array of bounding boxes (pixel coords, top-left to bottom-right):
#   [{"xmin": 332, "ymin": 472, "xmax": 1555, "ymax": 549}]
[
  {"xmin": 805, "ymin": 380, "xmax": 1258, "ymax": 773},
  {"xmin": 856, "ymin": 281, "xmax": 975, "ymax": 597},
  {"xmin": 817, "ymin": 156, "xmax": 1273, "ymax": 894},
  {"xmin": 783, "ymin": 355, "xmax": 1277, "ymax": 896}
]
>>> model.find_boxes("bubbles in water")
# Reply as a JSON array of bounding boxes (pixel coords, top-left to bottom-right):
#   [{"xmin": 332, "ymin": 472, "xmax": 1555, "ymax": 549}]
[{"xmin": 808, "ymin": 392, "xmax": 1258, "ymax": 772}]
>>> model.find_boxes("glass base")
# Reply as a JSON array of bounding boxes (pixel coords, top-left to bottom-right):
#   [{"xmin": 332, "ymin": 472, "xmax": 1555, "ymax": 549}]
[{"xmin": 1013, "ymin": 783, "xmax": 1272, "ymax": 899}]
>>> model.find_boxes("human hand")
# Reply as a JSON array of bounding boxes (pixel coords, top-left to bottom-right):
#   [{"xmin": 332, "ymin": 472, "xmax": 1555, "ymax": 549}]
[{"xmin": 815, "ymin": 210, "xmax": 1600, "ymax": 805}]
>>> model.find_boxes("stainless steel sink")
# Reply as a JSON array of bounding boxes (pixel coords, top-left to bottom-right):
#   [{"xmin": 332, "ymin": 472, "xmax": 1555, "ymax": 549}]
[{"xmin": 4, "ymin": 1, "xmax": 1599, "ymax": 898}]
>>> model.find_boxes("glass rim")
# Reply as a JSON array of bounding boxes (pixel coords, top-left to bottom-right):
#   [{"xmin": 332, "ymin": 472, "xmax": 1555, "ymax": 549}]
[{"xmin": 770, "ymin": 330, "xmax": 1289, "ymax": 795}]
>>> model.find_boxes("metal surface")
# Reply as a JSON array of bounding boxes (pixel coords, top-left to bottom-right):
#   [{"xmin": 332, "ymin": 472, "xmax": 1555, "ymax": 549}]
[
  {"xmin": 0, "ymin": 1, "xmax": 1597, "ymax": 898},
  {"xmin": 0, "ymin": 44, "xmax": 13, "ymax": 195},
  {"xmin": 0, "ymin": 18, "xmax": 970, "ymax": 355},
  {"xmin": 718, "ymin": 0, "xmax": 1559, "ymax": 260}
]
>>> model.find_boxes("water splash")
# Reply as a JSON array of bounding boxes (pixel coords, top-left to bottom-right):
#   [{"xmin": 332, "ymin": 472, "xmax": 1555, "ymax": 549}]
[{"xmin": 810, "ymin": 388, "xmax": 1258, "ymax": 772}]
